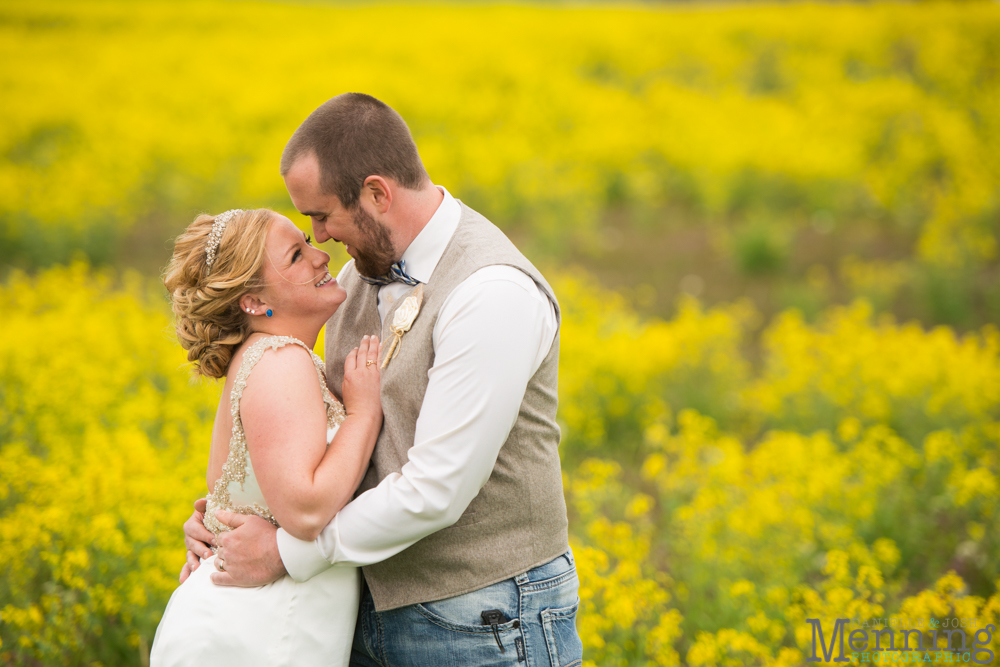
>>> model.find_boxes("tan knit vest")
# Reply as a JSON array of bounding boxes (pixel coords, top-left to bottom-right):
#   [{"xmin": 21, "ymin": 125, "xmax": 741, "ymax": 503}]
[{"xmin": 324, "ymin": 202, "xmax": 568, "ymax": 611}]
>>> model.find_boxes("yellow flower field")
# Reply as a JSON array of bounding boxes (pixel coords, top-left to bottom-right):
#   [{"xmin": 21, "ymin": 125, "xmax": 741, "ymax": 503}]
[
  {"xmin": 3, "ymin": 0, "xmax": 1000, "ymax": 664},
  {"xmin": 2, "ymin": 0, "xmax": 998, "ymax": 269},
  {"xmin": 2, "ymin": 266, "xmax": 998, "ymax": 665}
]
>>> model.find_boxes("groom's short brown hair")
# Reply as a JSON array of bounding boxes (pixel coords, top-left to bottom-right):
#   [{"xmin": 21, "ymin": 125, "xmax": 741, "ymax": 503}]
[{"xmin": 280, "ymin": 93, "xmax": 428, "ymax": 209}]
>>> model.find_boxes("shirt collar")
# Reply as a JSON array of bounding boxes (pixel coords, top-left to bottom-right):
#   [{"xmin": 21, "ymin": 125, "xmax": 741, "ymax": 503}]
[{"xmin": 398, "ymin": 185, "xmax": 461, "ymax": 284}]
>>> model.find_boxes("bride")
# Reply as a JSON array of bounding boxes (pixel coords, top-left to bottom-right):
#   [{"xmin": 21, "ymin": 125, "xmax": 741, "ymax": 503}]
[{"xmin": 150, "ymin": 208, "xmax": 382, "ymax": 666}]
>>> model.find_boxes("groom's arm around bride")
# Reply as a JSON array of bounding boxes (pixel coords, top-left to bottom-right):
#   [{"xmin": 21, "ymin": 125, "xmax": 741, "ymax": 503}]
[{"xmin": 183, "ymin": 93, "xmax": 583, "ymax": 666}]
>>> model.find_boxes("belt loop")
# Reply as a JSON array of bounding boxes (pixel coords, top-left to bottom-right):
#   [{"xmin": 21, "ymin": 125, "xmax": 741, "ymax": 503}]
[
  {"xmin": 563, "ymin": 550, "xmax": 574, "ymax": 568},
  {"xmin": 515, "ymin": 572, "xmax": 530, "ymax": 586}
]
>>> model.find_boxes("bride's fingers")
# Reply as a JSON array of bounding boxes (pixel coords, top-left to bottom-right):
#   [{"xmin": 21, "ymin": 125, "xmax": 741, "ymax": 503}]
[
  {"xmin": 184, "ymin": 507, "xmax": 215, "ymax": 552},
  {"xmin": 345, "ymin": 346, "xmax": 359, "ymax": 372},
  {"xmin": 184, "ymin": 532, "xmax": 213, "ymax": 560},
  {"xmin": 184, "ymin": 522, "xmax": 215, "ymax": 552},
  {"xmin": 187, "ymin": 542, "xmax": 211, "ymax": 560},
  {"xmin": 367, "ymin": 336, "xmax": 379, "ymax": 368}
]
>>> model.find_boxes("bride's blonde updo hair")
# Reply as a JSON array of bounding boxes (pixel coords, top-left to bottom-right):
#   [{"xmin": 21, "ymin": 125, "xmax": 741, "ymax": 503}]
[{"xmin": 163, "ymin": 208, "xmax": 275, "ymax": 379}]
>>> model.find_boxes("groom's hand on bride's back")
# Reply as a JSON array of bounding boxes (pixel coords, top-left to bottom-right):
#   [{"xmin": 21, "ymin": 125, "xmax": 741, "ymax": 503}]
[
  {"xmin": 210, "ymin": 510, "xmax": 287, "ymax": 587},
  {"xmin": 179, "ymin": 498, "xmax": 213, "ymax": 583}
]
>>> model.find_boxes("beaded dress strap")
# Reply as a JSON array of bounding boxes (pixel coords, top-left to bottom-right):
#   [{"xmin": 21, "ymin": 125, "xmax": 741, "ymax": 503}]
[{"xmin": 229, "ymin": 336, "xmax": 337, "ymax": 416}]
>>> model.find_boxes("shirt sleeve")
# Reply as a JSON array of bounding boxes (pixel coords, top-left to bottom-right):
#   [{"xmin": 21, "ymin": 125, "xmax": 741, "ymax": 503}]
[{"xmin": 276, "ymin": 265, "xmax": 557, "ymax": 578}]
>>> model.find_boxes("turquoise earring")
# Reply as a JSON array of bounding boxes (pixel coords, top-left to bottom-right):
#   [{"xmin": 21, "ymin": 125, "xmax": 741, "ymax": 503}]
[{"xmin": 266, "ymin": 309, "xmax": 273, "ymax": 317}]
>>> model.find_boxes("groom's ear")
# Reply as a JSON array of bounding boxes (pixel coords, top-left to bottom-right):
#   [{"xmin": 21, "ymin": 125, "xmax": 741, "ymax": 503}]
[{"xmin": 361, "ymin": 175, "xmax": 392, "ymax": 213}]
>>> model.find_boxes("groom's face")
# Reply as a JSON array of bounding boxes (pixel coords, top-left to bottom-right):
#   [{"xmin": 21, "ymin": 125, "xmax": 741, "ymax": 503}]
[{"xmin": 284, "ymin": 153, "xmax": 395, "ymax": 277}]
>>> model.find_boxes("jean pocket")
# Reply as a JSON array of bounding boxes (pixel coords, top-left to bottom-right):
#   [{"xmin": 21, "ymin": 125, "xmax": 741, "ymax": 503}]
[
  {"xmin": 540, "ymin": 599, "xmax": 582, "ymax": 667},
  {"xmin": 414, "ymin": 602, "xmax": 519, "ymax": 635},
  {"xmin": 414, "ymin": 577, "xmax": 520, "ymax": 634}
]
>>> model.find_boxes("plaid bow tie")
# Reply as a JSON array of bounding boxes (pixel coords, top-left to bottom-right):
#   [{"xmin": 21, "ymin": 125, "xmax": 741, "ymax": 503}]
[{"xmin": 357, "ymin": 260, "xmax": 420, "ymax": 287}]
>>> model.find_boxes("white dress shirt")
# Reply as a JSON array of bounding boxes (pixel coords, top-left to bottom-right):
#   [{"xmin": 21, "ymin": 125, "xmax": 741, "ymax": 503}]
[{"xmin": 275, "ymin": 187, "xmax": 558, "ymax": 580}]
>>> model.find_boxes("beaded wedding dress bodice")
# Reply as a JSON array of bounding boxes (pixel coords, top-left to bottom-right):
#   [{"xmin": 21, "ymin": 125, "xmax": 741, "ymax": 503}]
[
  {"xmin": 151, "ymin": 334, "xmax": 360, "ymax": 667},
  {"xmin": 204, "ymin": 335, "xmax": 346, "ymax": 538}
]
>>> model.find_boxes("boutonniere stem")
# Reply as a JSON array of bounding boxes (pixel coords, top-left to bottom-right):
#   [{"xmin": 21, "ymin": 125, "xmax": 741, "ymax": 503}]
[{"xmin": 381, "ymin": 284, "xmax": 423, "ymax": 369}]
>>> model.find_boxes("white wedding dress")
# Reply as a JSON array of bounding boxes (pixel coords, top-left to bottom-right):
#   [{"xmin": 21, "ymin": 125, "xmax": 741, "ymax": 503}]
[{"xmin": 151, "ymin": 336, "xmax": 360, "ymax": 667}]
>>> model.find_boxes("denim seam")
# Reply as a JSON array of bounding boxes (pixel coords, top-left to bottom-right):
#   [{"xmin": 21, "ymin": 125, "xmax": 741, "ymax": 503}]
[
  {"xmin": 540, "ymin": 601, "xmax": 579, "ymax": 621},
  {"xmin": 517, "ymin": 569, "xmax": 576, "ymax": 594},
  {"xmin": 361, "ymin": 599, "xmax": 377, "ymax": 665},
  {"xmin": 375, "ymin": 608, "xmax": 388, "ymax": 665},
  {"xmin": 540, "ymin": 601, "xmax": 580, "ymax": 667},
  {"xmin": 518, "ymin": 584, "xmax": 532, "ymax": 667}
]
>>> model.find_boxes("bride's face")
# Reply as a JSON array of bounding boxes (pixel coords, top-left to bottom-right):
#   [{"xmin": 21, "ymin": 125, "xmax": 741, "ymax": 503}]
[{"xmin": 253, "ymin": 214, "xmax": 347, "ymax": 326}]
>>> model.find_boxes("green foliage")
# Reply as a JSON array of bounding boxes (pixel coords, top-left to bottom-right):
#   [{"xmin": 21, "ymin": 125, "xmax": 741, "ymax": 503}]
[{"xmin": 730, "ymin": 219, "xmax": 790, "ymax": 277}]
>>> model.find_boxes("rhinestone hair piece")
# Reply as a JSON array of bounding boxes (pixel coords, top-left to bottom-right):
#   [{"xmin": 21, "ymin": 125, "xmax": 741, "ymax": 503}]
[{"xmin": 205, "ymin": 209, "xmax": 244, "ymax": 272}]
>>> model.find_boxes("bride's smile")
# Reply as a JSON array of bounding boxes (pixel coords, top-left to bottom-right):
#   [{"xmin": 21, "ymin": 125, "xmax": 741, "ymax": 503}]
[{"xmin": 239, "ymin": 214, "xmax": 348, "ymax": 346}]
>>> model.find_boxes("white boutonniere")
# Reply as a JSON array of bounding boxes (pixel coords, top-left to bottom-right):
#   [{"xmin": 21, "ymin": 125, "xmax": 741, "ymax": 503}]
[{"xmin": 381, "ymin": 284, "xmax": 423, "ymax": 369}]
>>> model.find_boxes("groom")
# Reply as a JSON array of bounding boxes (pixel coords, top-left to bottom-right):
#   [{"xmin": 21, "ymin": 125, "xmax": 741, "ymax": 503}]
[{"xmin": 181, "ymin": 93, "xmax": 582, "ymax": 666}]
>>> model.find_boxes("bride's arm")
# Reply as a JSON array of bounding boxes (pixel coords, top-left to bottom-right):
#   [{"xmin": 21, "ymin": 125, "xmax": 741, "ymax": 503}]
[{"xmin": 240, "ymin": 336, "xmax": 383, "ymax": 542}]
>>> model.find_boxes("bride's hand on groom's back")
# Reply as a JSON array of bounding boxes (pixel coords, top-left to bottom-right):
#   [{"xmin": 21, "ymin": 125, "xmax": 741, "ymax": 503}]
[{"xmin": 342, "ymin": 335, "xmax": 383, "ymax": 426}]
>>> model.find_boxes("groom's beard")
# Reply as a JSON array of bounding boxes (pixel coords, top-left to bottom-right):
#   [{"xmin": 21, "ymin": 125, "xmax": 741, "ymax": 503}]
[{"xmin": 350, "ymin": 205, "xmax": 396, "ymax": 278}]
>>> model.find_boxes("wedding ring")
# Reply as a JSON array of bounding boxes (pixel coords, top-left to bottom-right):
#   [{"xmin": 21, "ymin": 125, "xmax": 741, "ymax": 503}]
[
  {"xmin": 216, "ymin": 558, "xmax": 226, "ymax": 572},
  {"xmin": 366, "ymin": 360, "xmax": 375, "ymax": 367}
]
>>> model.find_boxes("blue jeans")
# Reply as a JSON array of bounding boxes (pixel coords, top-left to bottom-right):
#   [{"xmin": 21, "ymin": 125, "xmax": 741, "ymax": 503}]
[{"xmin": 349, "ymin": 550, "xmax": 583, "ymax": 667}]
